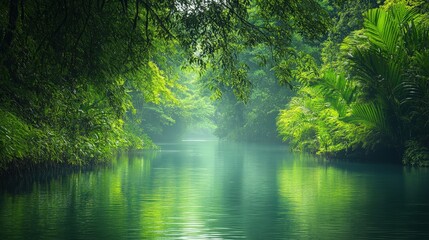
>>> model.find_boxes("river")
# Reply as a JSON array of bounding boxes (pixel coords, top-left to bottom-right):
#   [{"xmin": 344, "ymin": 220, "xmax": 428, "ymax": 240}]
[{"xmin": 1, "ymin": 140, "xmax": 429, "ymax": 239}]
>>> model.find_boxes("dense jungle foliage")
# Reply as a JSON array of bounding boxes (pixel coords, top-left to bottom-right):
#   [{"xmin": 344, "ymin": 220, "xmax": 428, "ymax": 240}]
[
  {"xmin": 277, "ymin": 0, "xmax": 429, "ymax": 165},
  {"xmin": 1, "ymin": 0, "xmax": 428, "ymax": 175},
  {"xmin": 0, "ymin": 0, "xmax": 328, "ymax": 173}
]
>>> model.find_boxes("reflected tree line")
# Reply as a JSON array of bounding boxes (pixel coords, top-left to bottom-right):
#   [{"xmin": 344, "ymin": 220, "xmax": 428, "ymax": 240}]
[{"xmin": 1, "ymin": 143, "xmax": 428, "ymax": 239}]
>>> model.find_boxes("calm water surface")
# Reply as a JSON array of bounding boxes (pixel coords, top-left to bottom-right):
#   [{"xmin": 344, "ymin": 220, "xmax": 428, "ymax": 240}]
[{"xmin": 1, "ymin": 141, "xmax": 429, "ymax": 239}]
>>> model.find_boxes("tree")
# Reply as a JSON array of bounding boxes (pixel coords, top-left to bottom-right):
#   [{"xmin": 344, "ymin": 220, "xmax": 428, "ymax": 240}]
[
  {"xmin": 211, "ymin": 45, "xmax": 293, "ymax": 142},
  {"xmin": 277, "ymin": 3, "xmax": 429, "ymax": 164},
  {"xmin": 0, "ymin": 0, "xmax": 330, "ymax": 172},
  {"xmin": 277, "ymin": 71, "xmax": 365, "ymax": 156},
  {"xmin": 342, "ymin": 3, "xmax": 429, "ymax": 164}
]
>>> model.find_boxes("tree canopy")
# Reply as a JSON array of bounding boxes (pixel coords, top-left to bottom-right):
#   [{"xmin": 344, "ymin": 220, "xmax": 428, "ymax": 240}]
[{"xmin": 0, "ymin": 0, "xmax": 329, "ymax": 172}]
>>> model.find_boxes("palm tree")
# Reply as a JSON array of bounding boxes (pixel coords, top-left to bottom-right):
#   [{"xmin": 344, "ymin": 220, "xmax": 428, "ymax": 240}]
[{"xmin": 343, "ymin": 3, "xmax": 429, "ymax": 161}]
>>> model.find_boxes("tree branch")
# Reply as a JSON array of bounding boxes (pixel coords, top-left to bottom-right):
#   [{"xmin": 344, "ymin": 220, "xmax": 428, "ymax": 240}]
[
  {"xmin": 133, "ymin": 0, "xmax": 139, "ymax": 29},
  {"xmin": 218, "ymin": 1, "xmax": 272, "ymax": 45},
  {"xmin": 140, "ymin": 0, "xmax": 176, "ymax": 39}
]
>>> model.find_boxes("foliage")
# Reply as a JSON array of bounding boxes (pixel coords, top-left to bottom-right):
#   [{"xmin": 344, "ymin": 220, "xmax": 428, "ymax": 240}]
[
  {"xmin": 2, "ymin": 0, "xmax": 429, "ymax": 174},
  {"xmin": 320, "ymin": 0, "xmax": 379, "ymax": 72},
  {"xmin": 181, "ymin": 0, "xmax": 329, "ymax": 100},
  {"xmin": 342, "ymin": 3, "xmax": 429, "ymax": 155},
  {"xmin": 277, "ymin": 3, "xmax": 429, "ymax": 163},
  {"xmin": 1, "ymin": 0, "xmax": 175, "ymax": 172},
  {"xmin": 277, "ymin": 74, "xmax": 366, "ymax": 156},
  {"xmin": 212, "ymin": 45, "xmax": 294, "ymax": 142},
  {"xmin": 1, "ymin": 0, "xmax": 331, "ymax": 174},
  {"xmin": 127, "ymin": 66, "xmax": 215, "ymax": 142},
  {"xmin": 402, "ymin": 140, "xmax": 429, "ymax": 166},
  {"xmin": 382, "ymin": 0, "xmax": 428, "ymax": 9},
  {"xmin": 0, "ymin": 109, "xmax": 32, "ymax": 170}
]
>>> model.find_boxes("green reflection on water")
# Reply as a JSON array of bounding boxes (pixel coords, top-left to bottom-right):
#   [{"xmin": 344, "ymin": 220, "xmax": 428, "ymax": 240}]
[
  {"xmin": 277, "ymin": 156, "xmax": 361, "ymax": 239},
  {"xmin": 1, "ymin": 141, "xmax": 429, "ymax": 239}
]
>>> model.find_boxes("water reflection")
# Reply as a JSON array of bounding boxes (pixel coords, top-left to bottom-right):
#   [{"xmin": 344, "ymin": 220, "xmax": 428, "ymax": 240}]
[
  {"xmin": 277, "ymin": 156, "xmax": 361, "ymax": 239},
  {"xmin": 276, "ymin": 156, "xmax": 429, "ymax": 239},
  {"xmin": 1, "ymin": 141, "xmax": 429, "ymax": 239}
]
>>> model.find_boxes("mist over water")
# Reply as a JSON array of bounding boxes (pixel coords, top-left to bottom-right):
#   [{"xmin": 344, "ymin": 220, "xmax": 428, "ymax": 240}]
[{"xmin": 1, "ymin": 141, "xmax": 429, "ymax": 239}]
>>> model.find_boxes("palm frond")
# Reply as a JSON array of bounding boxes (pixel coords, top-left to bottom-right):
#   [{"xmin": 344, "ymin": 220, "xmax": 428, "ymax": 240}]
[
  {"xmin": 345, "ymin": 101, "xmax": 392, "ymax": 138},
  {"xmin": 349, "ymin": 46, "xmax": 404, "ymax": 99},
  {"xmin": 389, "ymin": 3, "xmax": 418, "ymax": 26},
  {"xmin": 414, "ymin": 50, "xmax": 429, "ymax": 78},
  {"xmin": 364, "ymin": 7, "xmax": 402, "ymax": 55},
  {"xmin": 326, "ymin": 70, "xmax": 357, "ymax": 104},
  {"xmin": 315, "ymin": 70, "xmax": 357, "ymax": 117}
]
